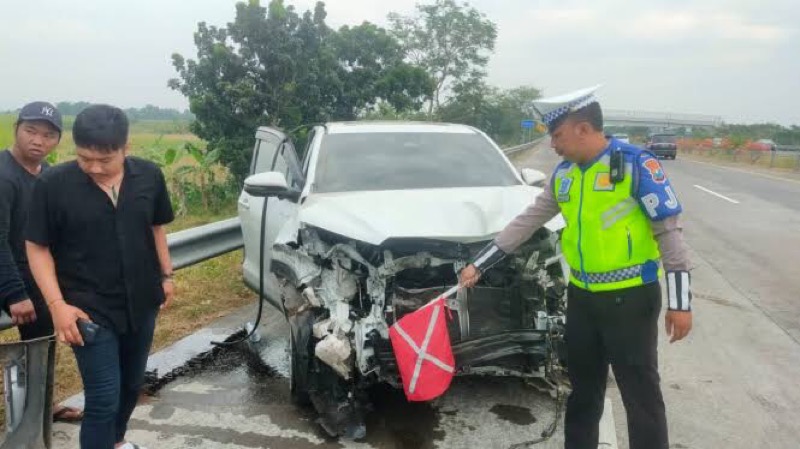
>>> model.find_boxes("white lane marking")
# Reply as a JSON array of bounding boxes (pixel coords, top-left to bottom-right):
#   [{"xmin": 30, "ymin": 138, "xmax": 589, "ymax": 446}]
[
  {"xmin": 685, "ymin": 158, "xmax": 800, "ymax": 185},
  {"xmin": 599, "ymin": 396, "xmax": 619, "ymax": 448},
  {"xmin": 693, "ymin": 184, "xmax": 740, "ymax": 204}
]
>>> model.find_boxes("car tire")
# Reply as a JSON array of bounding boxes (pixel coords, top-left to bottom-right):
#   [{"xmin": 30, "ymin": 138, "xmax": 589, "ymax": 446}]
[{"xmin": 289, "ymin": 331, "xmax": 312, "ymax": 406}]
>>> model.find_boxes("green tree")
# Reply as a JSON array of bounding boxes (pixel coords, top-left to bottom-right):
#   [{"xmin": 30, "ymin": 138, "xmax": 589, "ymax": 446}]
[
  {"xmin": 331, "ymin": 23, "xmax": 433, "ymax": 119},
  {"xmin": 389, "ymin": 0, "xmax": 497, "ymax": 117},
  {"xmin": 438, "ymin": 82, "xmax": 542, "ymax": 146},
  {"xmin": 170, "ymin": 0, "xmax": 433, "ymax": 182}
]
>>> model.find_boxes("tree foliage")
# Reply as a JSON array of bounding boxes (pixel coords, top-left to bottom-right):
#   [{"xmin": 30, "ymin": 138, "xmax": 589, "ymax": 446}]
[
  {"xmin": 169, "ymin": 0, "xmax": 433, "ymax": 182},
  {"xmin": 438, "ymin": 82, "xmax": 542, "ymax": 146},
  {"xmin": 389, "ymin": 0, "xmax": 497, "ymax": 116}
]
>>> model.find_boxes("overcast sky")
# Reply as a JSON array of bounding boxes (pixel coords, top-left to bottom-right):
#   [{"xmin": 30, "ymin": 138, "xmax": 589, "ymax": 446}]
[{"xmin": 1, "ymin": 0, "xmax": 798, "ymax": 125}]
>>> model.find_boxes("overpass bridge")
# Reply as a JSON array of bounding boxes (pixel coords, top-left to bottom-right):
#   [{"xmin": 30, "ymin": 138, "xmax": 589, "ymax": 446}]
[{"xmin": 602, "ymin": 109, "xmax": 722, "ymax": 128}]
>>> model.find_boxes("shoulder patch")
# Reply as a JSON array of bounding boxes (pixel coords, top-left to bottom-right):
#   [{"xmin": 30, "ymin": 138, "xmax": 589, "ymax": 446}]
[{"xmin": 643, "ymin": 158, "xmax": 666, "ymax": 184}]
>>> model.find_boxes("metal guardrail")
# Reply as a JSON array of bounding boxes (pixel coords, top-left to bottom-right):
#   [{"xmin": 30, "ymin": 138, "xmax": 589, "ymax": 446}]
[
  {"xmin": 1, "ymin": 217, "xmax": 244, "ymax": 448},
  {"xmin": 0, "ymin": 218, "xmax": 244, "ymax": 331},
  {"xmin": 1, "ymin": 336, "xmax": 54, "ymax": 449},
  {"xmin": 167, "ymin": 217, "xmax": 244, "ymax": 270},
  {"xmin": 775, "ymin": 144, "xmax": 800, "ymax": 152},
  {"xmin": 503, "ymin": 137, "xmax": 546, "ymax": 156}
]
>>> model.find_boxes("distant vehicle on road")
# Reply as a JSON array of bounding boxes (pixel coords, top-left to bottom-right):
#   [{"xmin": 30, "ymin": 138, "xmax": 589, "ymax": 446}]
[
  {"xmin": 646, "ymin": 133, "xmax": 678, "ymax": 159},
  {"xmin": 612, "ymin": 133, "xmax": 630, "ymax": 144},
  {"xmin": 748, "ymin": 139, "xmax": 777, "ymax": 152}
]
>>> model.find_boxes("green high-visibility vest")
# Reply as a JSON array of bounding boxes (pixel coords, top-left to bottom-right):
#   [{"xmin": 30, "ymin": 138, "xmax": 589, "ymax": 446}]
[{"xmin": 553, "ymin": 151, "xmax": 661, "ymax": 292}]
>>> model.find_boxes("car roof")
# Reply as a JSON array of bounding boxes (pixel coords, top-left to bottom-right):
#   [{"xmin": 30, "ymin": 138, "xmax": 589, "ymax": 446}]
[{"xmin": 324, "ymin": 121, "xmax": 479, "ymax": 135}]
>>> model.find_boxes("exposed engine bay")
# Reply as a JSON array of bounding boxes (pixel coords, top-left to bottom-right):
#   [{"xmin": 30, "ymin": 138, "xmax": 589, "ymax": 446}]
[{"xmin": 269, "ymin": 225, "xmax": 569, "ymax": 438}]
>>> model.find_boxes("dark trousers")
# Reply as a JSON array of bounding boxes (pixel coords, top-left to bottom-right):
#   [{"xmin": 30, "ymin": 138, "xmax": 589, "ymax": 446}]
[
  {"xmin": 72, "ymin": 309, "xmax": 157, "ymax": 449},
  {"xmin": 564, "ymin": 282, "xmax": 668, "ymax": 449}
]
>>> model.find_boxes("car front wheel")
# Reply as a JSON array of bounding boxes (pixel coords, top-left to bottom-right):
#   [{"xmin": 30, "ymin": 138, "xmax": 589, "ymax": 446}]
[{"xmin": 288, "ymin": 326, "xmax": 312, "ymax": 406}]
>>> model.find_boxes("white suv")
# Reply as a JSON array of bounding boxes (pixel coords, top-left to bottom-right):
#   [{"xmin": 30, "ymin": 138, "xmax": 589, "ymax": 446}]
[{"xmin": 238, "ymin": 122, "xmax": 567, "ymax": 438}]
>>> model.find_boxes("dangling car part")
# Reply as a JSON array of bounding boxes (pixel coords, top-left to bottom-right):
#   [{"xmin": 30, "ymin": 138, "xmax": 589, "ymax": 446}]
[
  {"xmin": 239, "ymin": 122, "xmax": 568, "ymax": 438},
  {"xmin": 0, "ymin": 334, "xmax": 56, "ymax": 449}
]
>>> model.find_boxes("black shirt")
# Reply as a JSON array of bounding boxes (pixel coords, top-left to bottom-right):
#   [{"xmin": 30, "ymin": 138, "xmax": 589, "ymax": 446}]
[
  {"xmin": 25, "ymin": 156, "xmax": 174, "ymax": 333},
  {"xmin": 0, "ymin": 150, "xmax": 47, "ymax": 309}
]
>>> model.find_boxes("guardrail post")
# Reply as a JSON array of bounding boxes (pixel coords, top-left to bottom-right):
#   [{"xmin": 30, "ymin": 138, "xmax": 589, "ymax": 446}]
[
  {"xmin": 1, "ymin": 336, "xmax": 55, "ymax": 449},
  {"xmin": 795, "ymin": 153, "xmax": 800, "ymax": 172},
  {"xmin": 770, "ymin": 151, "xmax": 776, "ymax": 168}
]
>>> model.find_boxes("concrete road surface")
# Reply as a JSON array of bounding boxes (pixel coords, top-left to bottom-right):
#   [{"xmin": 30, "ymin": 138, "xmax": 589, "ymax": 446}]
[{"xmin": 51, "ymin": 141, "xmax": 800, "ymax": 448}]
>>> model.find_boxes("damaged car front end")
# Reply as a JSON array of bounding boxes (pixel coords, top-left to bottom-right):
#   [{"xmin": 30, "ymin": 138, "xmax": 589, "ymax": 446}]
[
  {"xmin": 271, "ymin": 223, "xmax": 568, "ymax": 438},
  {"xmin": 238, "ymin": 123, "xmax": 568, "ymax": 438}
]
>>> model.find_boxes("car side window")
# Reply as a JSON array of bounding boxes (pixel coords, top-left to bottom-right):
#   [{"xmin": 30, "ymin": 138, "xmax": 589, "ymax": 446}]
[
  {"xmin": 301, "ymin": 128, "xmax": 316, "ymax": 175},
  {"xmin": 281, "ymin": 141, "xmax": 304, "ymax": 189},
  {"xmin": 252, "ymin": 133, "xmax": 283, "ymax": 175}
]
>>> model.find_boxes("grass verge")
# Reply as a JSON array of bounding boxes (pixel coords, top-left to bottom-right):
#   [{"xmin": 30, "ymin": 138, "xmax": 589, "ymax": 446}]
[{"xmin": 678, "ymin": 150, "xmax": 800, "ymax": 181}]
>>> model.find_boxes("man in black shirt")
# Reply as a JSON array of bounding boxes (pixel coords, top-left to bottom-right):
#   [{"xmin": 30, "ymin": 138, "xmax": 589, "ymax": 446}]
[
  {"xmin": 26, "ymin": 104, "xmax": 175, "ymax": 449},
  {"xmin": 0, "ymin": 101, "xmax": 85, "ymax": 422},
  {"xmin": 0, "ymin": 102, "xmax": 61, "ymax": 336}
]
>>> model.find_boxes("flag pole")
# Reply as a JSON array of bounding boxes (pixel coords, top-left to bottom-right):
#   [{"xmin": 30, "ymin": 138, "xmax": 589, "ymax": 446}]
[{"xmin": 417, "ymin": 284, "xmax": 461, "ymax": 311}]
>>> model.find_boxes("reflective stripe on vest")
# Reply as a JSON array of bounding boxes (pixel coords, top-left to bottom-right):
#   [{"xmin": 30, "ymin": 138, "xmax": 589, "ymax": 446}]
[
  {"xmin": 554, "ymin": 152, "xmax": 661, "ymax": 292},
  {"xmin": 571, "ymin": 264, "xmax": 643, "ymax": 284}
]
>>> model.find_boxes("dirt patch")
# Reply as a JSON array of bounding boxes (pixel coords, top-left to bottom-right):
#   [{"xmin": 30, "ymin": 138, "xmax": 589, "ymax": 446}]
[{"xmin": 489, "ymin": 404, "xmax": 537, "ymax": 426}]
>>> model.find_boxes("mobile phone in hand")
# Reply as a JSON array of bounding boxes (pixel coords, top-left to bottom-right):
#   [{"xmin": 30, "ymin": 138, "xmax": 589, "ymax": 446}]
[{"xmin": 77, "ymin": 319, "xmax": 99, "ymax": 344}]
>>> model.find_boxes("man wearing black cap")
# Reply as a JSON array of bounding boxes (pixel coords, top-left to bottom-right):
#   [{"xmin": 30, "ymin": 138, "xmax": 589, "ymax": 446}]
[
  {"xmin": 0, "ymin": 102, "xmax": 63, "ymax": 335},
  {"xmin": 0, "ymin": 101, "xmax": 84, "ymax": 421}
]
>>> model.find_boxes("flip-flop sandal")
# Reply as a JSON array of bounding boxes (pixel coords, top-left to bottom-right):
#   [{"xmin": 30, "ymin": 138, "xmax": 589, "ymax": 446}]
[
  {"xmin": 53, "ymin": 405, "xmax": 83, "ymax": 423},
  {"xmin": 117, "ymin": 443, "xmax": 148, "ymax": 449}
]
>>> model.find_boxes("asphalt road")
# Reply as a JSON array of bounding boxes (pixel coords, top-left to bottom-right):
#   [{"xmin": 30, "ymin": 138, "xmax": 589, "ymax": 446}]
[
  {"xmin": 52, "ymin": 305, "xmax": 578, "ymax": 449},
  {"xmin": 50, "ymin": 141, "xmax": 800, "ymax": 449}
]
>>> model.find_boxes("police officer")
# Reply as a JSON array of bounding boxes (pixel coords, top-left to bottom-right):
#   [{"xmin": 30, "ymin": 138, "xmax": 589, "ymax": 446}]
[{"xmin": 460, "ymin": 86, "xmax": 692, "ymax": 449}]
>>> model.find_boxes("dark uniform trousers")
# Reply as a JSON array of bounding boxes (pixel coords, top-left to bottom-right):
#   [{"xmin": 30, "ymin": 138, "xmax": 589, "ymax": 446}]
[{"xmin": 564, "ymin": 281, "xmax": 668, "ymax": 449}]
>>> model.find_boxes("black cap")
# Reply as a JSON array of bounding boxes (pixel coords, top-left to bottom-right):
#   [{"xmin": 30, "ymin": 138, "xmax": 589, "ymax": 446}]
[{"xmin": 18, "ymin": 101, "xmax": 63, "ymax": 133}]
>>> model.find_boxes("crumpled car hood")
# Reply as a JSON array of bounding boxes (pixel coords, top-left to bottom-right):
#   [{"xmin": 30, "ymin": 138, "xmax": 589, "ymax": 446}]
[{"xmin": 298, "ymin": 186, "xmax": 564, "ymax": 245}]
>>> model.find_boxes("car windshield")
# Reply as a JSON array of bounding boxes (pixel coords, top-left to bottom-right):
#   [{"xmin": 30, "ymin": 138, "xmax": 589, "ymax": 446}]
[
  {"xmin": 312, "ymin": 131, "xmax": 521, "ymax": 193},
  {"xmin": 651, "ymin": 135, "xmax": 676, "ymax": 143}
]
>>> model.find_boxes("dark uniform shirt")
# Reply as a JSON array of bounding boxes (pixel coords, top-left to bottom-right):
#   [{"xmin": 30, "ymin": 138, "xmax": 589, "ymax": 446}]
[
  {"xmin": 0, "ymin": 149, "xmax": 47, "ymax": 309},
  {"xmin": 25, "ymin": 156, "xmax": 174, "ymax": 334}
]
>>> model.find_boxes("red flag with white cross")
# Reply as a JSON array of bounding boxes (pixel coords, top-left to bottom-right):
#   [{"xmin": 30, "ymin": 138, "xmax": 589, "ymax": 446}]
[{"xmin": 389, "ymin": 286, "xmax": 458, "ymax": 401}]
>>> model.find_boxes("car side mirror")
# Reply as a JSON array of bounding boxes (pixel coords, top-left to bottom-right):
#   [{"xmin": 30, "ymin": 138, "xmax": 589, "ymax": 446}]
[
  {"xmin": 244, "ymin": 172, "xmax": 301, "ymax": 201},
  {"xmin": 521, "ymin": 168, "xmax": 547, "ymax": 187}
]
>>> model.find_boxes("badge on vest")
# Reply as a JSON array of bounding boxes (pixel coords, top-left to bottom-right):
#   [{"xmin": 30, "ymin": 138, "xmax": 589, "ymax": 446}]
[
  {"xmin": 594, "ymin": 172, "xmax": 615, "ymax": 191},
  {"xmin": 557, "ymin": 177, "xmax": 572, "ymax": 202}
]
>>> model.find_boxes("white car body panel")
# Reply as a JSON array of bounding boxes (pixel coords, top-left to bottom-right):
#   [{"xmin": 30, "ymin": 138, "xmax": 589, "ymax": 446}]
[{"xmin": 295, "ymin": 186, "xmax": 564, "ymax": 246}]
